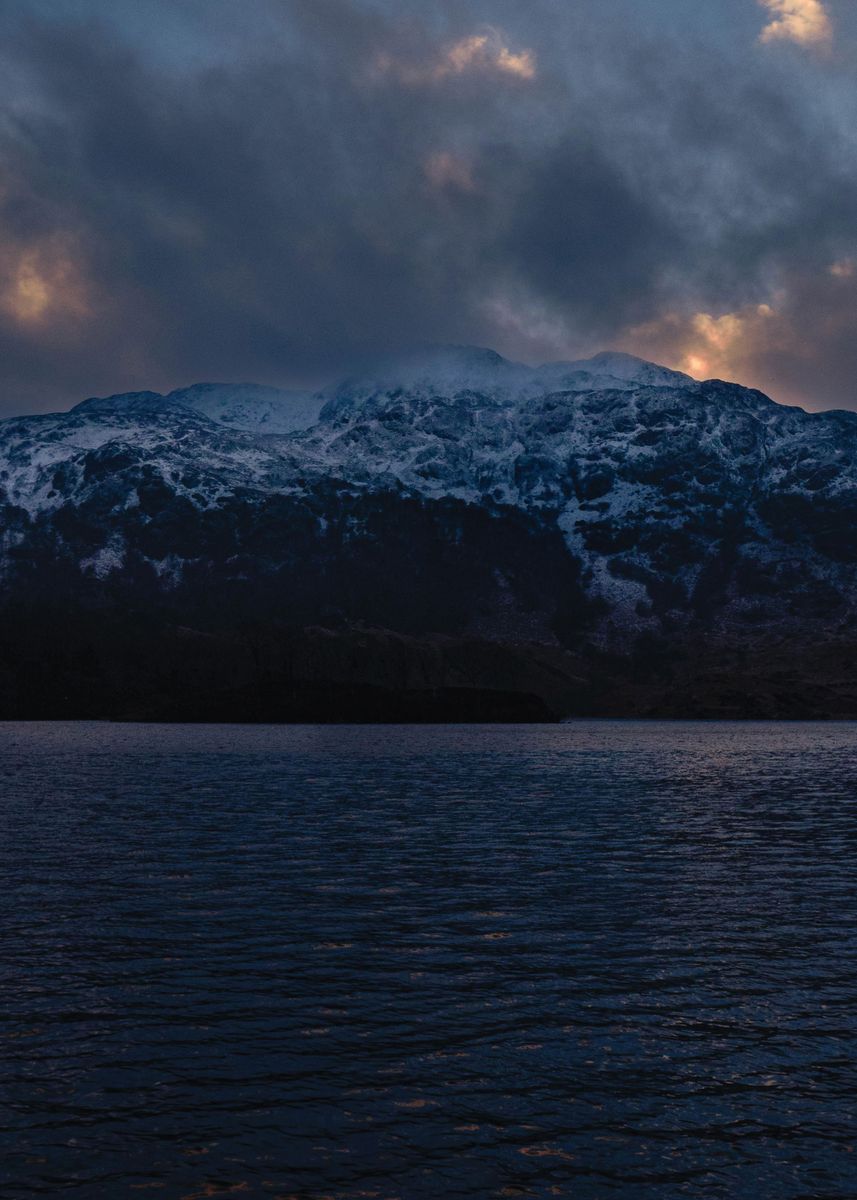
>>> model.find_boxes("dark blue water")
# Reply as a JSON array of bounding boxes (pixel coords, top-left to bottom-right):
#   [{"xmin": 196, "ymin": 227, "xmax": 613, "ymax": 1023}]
[{"xmin": 2, "ymin": 721, "xmax": 857, "ymax": 1199}]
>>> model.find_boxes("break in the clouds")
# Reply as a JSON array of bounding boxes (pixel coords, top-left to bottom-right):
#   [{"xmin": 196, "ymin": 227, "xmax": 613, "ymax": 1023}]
[{"xmin": 1, "ymin": 0, "xmax": 857, "ymax": 414}]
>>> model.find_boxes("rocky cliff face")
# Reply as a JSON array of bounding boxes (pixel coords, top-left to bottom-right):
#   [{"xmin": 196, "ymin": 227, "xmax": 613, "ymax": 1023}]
[{"xmin": 3, "ymin": 347, "xmax": 857, "ymax": 718}]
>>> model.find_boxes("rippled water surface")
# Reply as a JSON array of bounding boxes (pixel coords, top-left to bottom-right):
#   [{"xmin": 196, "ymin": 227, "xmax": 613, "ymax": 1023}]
[{"xmin": 3, "ymin": 721, "xmax": 857, "ymax": 1199}]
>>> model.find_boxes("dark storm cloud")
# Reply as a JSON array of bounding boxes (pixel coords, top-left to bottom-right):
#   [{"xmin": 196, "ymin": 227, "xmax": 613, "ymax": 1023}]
[
  {"xmin": 1, "ymin": 0, "xmax": 857, "ymax": 412},
  {"xmin": 501, "ymin": 138, "xmax": 681, "ymax": 330}
]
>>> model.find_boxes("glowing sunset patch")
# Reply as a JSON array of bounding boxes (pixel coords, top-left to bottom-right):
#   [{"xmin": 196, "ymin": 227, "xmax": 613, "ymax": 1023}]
[
  {"xmin": 626, "ymin": 303, "xmax": 778, "ymax": 384},
  {"xmin": 758, "ymin": 0, "xmax": 832, "ymax": 49},
  {"xmin": 691, "ymin": 308, "xmax": 774, "ymax": 361},
  {"xmin": 2, "ymin": 244, "xmax": 90, "ymax": 325},
  {"xmin": 829, "ymin": 258, "xmax": 855, "ymax": 279}
]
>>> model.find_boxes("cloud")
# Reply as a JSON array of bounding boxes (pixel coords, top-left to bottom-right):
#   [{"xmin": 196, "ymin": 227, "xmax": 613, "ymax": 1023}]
[
  {"xmin": 423, "ymin": 150, "xmax": 478, "ymax": 193},
  {"xmin": 758, "ymin": 0, "xmax": 832, "ymax": 49},
  {"xmin": 0, "ymin": 238, "xmax": 90, "ymax": 325},
  {"xmin": 444, "ymin": 32, "xmax": 536, "ymax": 80},
  {"xmin": 373, "ymin": 28, "xmax": 536, "ymax": 85},
  {"xmin": 1, "ymin": 1, "xmax": 857, "ymax": 414}
]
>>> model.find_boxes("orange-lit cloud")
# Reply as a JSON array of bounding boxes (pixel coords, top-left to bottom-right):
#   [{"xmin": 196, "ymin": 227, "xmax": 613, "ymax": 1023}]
[
  {"xmin": 758, "ymin": 0, "xmax": 832, "ymax": 49},
  {"xmin": 374, "ymin": 29, "xmax": 536, "ymax": 86},
  {"xmin": 829, "ymin": 258, "xmax": 855, "ymax": 279},
  {"xmin": 1, "ymin": 239, "xmax": 91, "ymax": 327},
  {"xmin": 443, "ymin": 34, "xmax": 536, "ymax": 80}
]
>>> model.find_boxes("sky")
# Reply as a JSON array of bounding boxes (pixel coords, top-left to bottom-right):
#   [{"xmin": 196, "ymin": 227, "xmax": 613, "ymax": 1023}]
[{"xmin": 2, "ymin": 0, "xmax": 857, "ymax": 414}]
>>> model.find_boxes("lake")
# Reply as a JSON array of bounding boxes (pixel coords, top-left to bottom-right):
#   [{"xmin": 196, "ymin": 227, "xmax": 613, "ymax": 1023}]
[{"xmin": 2, "ymin": 721, "xmax": 857, "ymax": 1199}]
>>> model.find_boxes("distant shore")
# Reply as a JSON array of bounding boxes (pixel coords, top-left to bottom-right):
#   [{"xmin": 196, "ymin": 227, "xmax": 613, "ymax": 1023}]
[{"xmin": 5, "ymin": 617, "xmax": 857, "ymax": 723}]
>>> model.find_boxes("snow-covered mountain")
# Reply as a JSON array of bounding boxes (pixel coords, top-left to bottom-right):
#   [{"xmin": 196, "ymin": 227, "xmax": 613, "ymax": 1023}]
[{"xmin": 3, "ymin": 346, "xmax": 857, "ymax": 717}]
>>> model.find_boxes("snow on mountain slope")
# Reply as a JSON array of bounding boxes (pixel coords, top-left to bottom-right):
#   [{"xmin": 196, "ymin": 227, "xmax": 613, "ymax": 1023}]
[
  {"xmin": 4, "ymin": 347, "xmax": 856, "ymax": 522},
  {"xmin": 305, "ymin": 353, "xmax": 855, "ymax": 510},
  {"xmin": 4, "ymin": 346, "xmax": 857, "ymax": 647},
  {"xmin": 0, "ymin": 405, "xmax": 290, "ymax": 516},
  {"xmin": 166, "ymin": 383, "xmax": 323, "ymax": 434}
]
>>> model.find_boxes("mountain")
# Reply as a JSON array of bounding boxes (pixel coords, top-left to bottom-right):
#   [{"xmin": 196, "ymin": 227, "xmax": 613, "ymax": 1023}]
[
  {"xmin": 72, "ymin": 381, "xmax": 324, "ymax": 434},
  {"xmin": 3, "ymin": 348, "xmax": 857, "ymax": 720}
]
